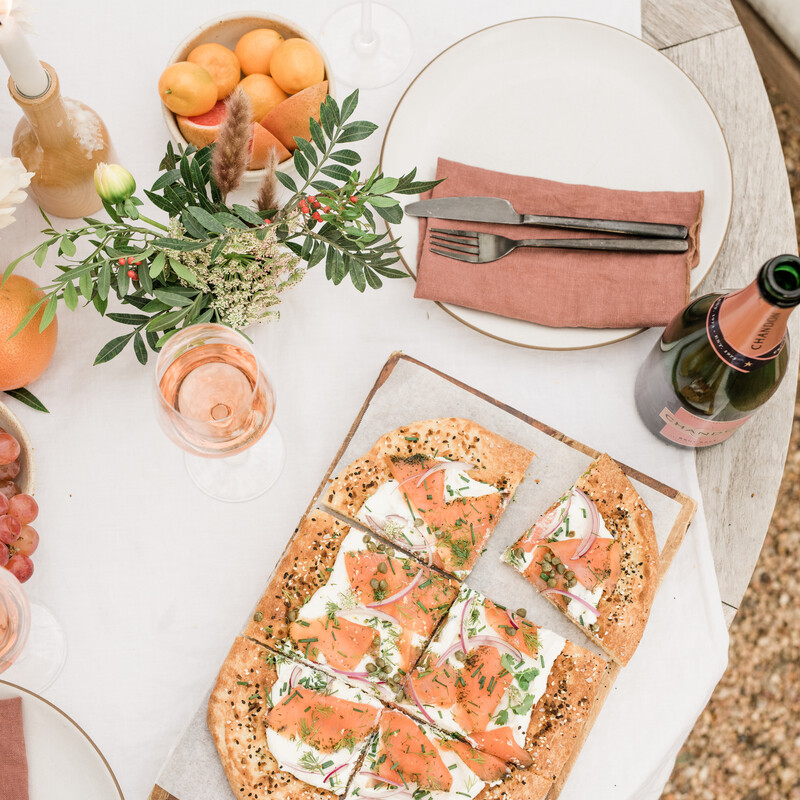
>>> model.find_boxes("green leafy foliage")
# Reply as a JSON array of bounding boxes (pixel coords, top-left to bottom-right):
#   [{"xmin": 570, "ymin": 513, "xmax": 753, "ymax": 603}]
[{"xmin": 6, "ymin": 89, "xmax": 441, "ymax": 365}]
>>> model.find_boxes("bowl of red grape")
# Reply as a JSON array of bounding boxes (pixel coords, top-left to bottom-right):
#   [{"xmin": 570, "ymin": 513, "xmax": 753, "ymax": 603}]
[{"xmin": 0, "ymin": 400, "xmax": 38, "ymax": 583}]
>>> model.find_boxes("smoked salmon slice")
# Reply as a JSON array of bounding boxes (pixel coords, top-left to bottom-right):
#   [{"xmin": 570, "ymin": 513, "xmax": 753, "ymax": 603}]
[
  {"xmin": 377, "ymin": 710, "xmax": 453, "ymax": 792},
  {"xmin": 266, "ymin": 686, "xmax": 379, "ymax": 752},
  {"xmin": 451, "ymin": 646, "xmax": 514, "ymax": 734},
  {"xmin": 440, "ymin": 738, "xmax": 512, "ymax": 782},
  {"xmin": 289, "ymin": 616, "xmax": 377, "ymax": 672},
  {"xmin": 386, "ymin": 456, "xmax": 503, "ymax": 575},
  {"xmin": 468, "ymin": 727, "xmax": 534, "ymax": 768},
  {"xmin": 523, "ymin": 537, "xmax": 622, "ymax": 595}
]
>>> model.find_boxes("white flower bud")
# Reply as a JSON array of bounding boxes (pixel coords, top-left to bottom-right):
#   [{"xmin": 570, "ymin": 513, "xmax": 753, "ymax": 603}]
[{"xmin": 93, "ymin": 163, "xmax": 136, "ymax": 203}]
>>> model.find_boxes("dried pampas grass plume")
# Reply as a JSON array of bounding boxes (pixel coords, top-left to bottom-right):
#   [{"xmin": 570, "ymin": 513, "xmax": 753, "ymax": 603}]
[
  {"xmin": 212, "ymin": 88, "xmax": 252, "ymax": 199},
  {"xmin": 254, "ymin": 148, "xmax": 280, "ymax": 213}
]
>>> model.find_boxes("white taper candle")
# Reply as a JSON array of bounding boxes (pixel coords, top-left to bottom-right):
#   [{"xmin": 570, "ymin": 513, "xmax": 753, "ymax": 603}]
[{"xmin": 0, "ymin": 5, "xmax": 48, "ymax": 98}]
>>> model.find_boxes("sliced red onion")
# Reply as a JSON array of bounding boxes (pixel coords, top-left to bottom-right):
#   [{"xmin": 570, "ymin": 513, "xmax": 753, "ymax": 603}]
[
  {"xmin": 410, "ymin": 536, "xmax": 435, "ymax": 564},
  {"xmin": 340, "ymin": 607, "xmax": 400, "ymax": 626},
  {"xmin": 368, "ymin": 569, "xmax": 424, "ymax": 608},
  {"xmin": 405, "ymin": 677, "xmax": 439, "ymax": 727},
  {"xmin": 505, "ymin": 609, "xmax": 519, "ymax": 630},
  {"xmin": 530, "ymin": 494, "xmax": 571, "ymax": 542},
  {"xmin": 467, "ymin": 634, "xmax": 524, "ymax": 663},
  {"xmin": 360, "ymin": 772, "xmax": 403, "ymax": 789},
  {"xmin": 542, "ymin": 588, "xmax": 598, "ymax": 617},
  {"xmin": 413, "ymin": 460, "xmax": 475, "ymax": 488},
  {"xmin": 573, "ymin": 531, "xmax": 598, "ymax": 559},
  {"xmin": 288, "ymin": 665, "xmax": 301, "ymax": 690},
  {"xmin": 328, "ymin": 667, "xmax": 371, "ymax": 679},
  {"xmin": 459, "ymin": 593, "xmax": 475, "ymax": 652},
  {"xmin": 324, "ymin": 763, "xmax": 349, "ymax": 783},
  {"xmin": 571, "ymin": 487, "xmax": 601, "ymax": 538},
  {"xmin": 364, "ymin": 514, "xmax": 387, "ymax": 535}
]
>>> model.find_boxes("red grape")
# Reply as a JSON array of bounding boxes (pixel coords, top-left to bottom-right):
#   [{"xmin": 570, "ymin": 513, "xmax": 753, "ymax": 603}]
[
  {"xmin": 0, "ymin": 494, "xmax": 7, "ymax": 516},
  {"xmin": 0, "ymin": 544, "xmax": 8, "ymax": 568},
  {"xmin": 8, "ymin": 494, "xmax": 37, "ymax": 525},
  {"xmin": 6, "ymin": 554, "xmax": 33, "ymax": 583},
  {"xmin": 14, "ymin": 525, "xmax": 38, "ymax": 556},
  {"xmin": 0, "ymin": 460, "xmax": 20, "ymax": 481},
  {"xmin": 0, "ymin": 481, "xmax": 19, "ymax": 500},
  {"xmin": 0, "ymin": 515, "xmax": 20, "ymax": 545},
  {"xmin": 0, "ymin": 433, "xmax": 20, "ymax": 465}
]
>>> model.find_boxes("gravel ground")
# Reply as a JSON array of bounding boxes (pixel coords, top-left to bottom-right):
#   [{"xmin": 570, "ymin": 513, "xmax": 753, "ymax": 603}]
[{"xmin": 660, "ymin": 83, "xmax": 800, "ymax": 800}]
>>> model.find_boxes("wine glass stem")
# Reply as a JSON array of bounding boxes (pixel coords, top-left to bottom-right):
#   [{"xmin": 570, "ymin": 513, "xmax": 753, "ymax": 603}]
[{"xmin": 356, "ymin": 0, "xmax": 377, "ymax": 50}]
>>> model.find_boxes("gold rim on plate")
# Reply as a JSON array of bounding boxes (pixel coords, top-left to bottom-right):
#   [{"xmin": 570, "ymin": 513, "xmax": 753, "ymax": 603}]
[
  {"xmin": 0, "ymin": 678, "xmax": 126, "ymax": 799},
  {"xmin": 380, "ymin": 16, "xmax": 734, "ymax": 352}
]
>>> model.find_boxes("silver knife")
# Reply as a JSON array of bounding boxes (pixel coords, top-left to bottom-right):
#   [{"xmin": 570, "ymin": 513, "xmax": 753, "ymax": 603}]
[{"xmin": 405, "ymin": 196, "xmax": 689, "ymax": 239}]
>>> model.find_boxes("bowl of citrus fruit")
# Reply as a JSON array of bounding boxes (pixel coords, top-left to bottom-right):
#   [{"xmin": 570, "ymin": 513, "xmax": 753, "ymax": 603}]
[{"xmin": 159, "ymin": 13, "xmax": 334, "ymax": 182}]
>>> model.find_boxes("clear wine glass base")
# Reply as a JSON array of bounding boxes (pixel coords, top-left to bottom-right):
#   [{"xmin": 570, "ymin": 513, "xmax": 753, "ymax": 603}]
[
  {"xmin": 319, "ymin": 2, "xmax": 413, "ymax": 88},
  {"xmin": 2, "ymin": 603, "xmax": 67, "ymax": 693},
  {"xmin": 184, "ymin": 424, "xmax": 285, "ymax": 502}
]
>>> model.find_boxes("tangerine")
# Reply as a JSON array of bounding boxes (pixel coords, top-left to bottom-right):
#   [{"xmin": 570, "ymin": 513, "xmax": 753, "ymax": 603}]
[
  {"xmin": 0, "ymin": 276, "xmax": 58, "ymax": 391},
  {"xmin": 269, "ymin": 38, "xmax": 324, "ymax": 94},
  {"xmin": 235, "ymin": 28, "xmax": 284, "ymax": 76},
  {"xmin": 158, "ymin": 62, "xmax": 217, "ymax": 117},
  {"xmin": 238, "ymin": 74, "xmax": 288, "ymax": 123},
  {"xmin": 187, "ymin": 43, "xmax": 241, "ymax": 101}
]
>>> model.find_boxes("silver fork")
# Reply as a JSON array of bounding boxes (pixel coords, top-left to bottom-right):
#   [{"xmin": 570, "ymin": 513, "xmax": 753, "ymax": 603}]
[{"xmin": 429, "ymin": 228, "xmax": 689, "ymax": 264}]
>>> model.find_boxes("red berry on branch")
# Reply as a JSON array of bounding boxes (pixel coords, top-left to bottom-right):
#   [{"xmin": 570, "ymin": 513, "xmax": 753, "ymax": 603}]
[
  {"xmin": 312, "ymin": 212, "xmax": 322, "ymax": 222},
  {"xmin": 264, "ymin": 218, "xmax": 272, "ymax": 224},
  {"xmin": 127, "ymin": 270, "xmax": 138, "ymax": 280},
  {"xmin": 118, "ymin": 257, "xmax": 126, "ymax": 266},
  {"xmin": 323, "ymin": 206, "xmax": 331, "ymax": 213},
  {"xmin": 127, "ymin": 256, "xmax": 135, "ymax": 265},
  {"xmin": 350, "ymin": 195, "xmax": 358, "ymax": 203}
]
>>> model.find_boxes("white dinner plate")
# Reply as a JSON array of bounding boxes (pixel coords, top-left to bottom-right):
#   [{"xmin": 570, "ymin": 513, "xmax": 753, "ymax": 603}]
[
  {"xmin": 381, "ymin": 17, "xmax": 733, "ymax": 350},
  {"xmin": 0, "ymin": 681, "xmax": 124, "ymax": 800}
]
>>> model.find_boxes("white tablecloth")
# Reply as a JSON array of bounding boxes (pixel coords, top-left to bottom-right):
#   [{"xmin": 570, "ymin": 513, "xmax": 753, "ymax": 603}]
[{"xmin": 0, "ymin": 1, "xmax": 728, "ymax": 798}]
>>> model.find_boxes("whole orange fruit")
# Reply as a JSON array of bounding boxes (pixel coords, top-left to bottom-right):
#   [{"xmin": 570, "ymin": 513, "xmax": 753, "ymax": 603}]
[
  {"xmin": 187, "ymin": 43, "xmax": 241, "ymax": 100},
  {"xmin": 238, "ymin": 74, "xmax": 288, "ymax": 122},
  {"xmin": 270, "ymin": 39, "xmax": 324, "ymax": 94},
  {"xmin": 0, "ymin": 276, "xmax": 58, "ymax": 391},
  {"xmin": 158, "ymin": 62, "xmax": 218, "ymax": 116},
  {"xmin": 235, "ymin": 28, "xmax": 284, "ymax": 76}
]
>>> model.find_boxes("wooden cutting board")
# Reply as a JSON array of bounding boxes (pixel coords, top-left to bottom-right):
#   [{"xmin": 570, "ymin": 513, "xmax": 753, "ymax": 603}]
[{"xmin": 149, "ymin": 352, "xmax": 696, "ymax": 800}]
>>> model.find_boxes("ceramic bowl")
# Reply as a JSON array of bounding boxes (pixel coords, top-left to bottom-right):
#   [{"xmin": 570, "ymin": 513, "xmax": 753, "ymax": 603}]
[
  {"xmin": 162, "ymin": 12, "xmax": 336, "ymax": 184},
  {"xmin": 0, "ymin": 400, "xmax": 35, "ymax": 496}
]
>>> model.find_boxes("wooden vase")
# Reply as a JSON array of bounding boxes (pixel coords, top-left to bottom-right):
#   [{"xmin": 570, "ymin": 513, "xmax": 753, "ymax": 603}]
[{"xmin": 8, "ymin": 62, "xmax": 114, "ymax": 219}]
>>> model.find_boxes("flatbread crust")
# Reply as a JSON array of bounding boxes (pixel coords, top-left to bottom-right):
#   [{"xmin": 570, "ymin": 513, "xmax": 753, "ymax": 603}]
[
  {"xmin": 207, "ymin": 636, "xmax": 338, "ymax": 800},
  {"xmin": 476, "ymin": 642, "xmax": 608, "ymax": 800},
  {"xmin": 574, "ymin": 454, "xmax": 658, "ymax": 666},
  {"xmin": 244, "ymin": 511, "xmax": 347, "ymax": 648},
  {"xmin": 324, "ymin": 418, "xmax": 533, "ymax": 571}
]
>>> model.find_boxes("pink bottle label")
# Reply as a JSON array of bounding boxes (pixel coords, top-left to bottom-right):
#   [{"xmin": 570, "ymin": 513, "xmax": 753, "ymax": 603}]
[{"xmin": 658, "ymin": 407, "xmax": 751, "ymax": 447}]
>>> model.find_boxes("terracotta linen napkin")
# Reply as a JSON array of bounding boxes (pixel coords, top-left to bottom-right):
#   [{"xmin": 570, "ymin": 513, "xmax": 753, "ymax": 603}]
[
  {"xmin": 0, "ymin": 697, "xmax": 29, "ymax": 800},
  {"xmin": 414, "ymin": 158, "xmax": 704, "ymax": 328}
]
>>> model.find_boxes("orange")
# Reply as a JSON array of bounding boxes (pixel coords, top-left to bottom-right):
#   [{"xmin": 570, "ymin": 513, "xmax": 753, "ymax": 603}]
[
  {"xmin": 269, "ymin": 38, "xmax": 324, "ymax": 94},
  {"xmin": 158, "ymin": 62, "xmax": 217, "ymax": 117},
  {"xmin": 234, "ymin": 28, "xmax": 284, "ymax": 76},
  {"xmin": 237, "ymin": 74, "xmax": 288, "ymax": 123},
  {"xmin": 260, "ymin": 81, "xmax": 328, "ymax": 151},
  {"xmin": 0, "ymin": 276, "xmax": 58, "ymax": 391},
  {"xmin": 176, "ymin": 101, "xmax": 227, "ymax": 149},
  {"xmin": 249, "ymin": 123, "xmax": 291, "ymax": 168},
  {"xmin": 186, "ymin": 43, "xmax": 241, "ymax": 101}
]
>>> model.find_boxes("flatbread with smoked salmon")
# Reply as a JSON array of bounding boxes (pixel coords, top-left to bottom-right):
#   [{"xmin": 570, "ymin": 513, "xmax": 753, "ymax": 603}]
[
  {"xmin": 209, "ymin": 637, "xmax": 383, "ymax": 798},
  {"xmin": 325, "ymin": 419, "xmax": 533, "ymax": 578},
  {"xmin": 503, "ymin": 453, "xmax": 658, "ymax": 666},
  {"xmin": 396, "ymin": 585, "xmax": 607, "ymax": 793},
  {"xmin": 247, "ymin": 511, "xmax": 459, "ymax": 701}
]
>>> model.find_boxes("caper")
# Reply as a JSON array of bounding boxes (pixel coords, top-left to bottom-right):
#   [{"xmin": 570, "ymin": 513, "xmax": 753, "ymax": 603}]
[
  {"xmin": 542, "ymin": 552, "xmax": 552, "ymax": 562},
  {"xmin": 547, "ymin": 577, "xmax": 557, "ymax": 588},
  {"xmin": 386, "ymin": 548, "xmax": 395, "ymax": 557},
  {"xmin": 556, "ymin": 564, "xmax": 566, "ymax": 574},
  {"xmin": 377, "ymin": 563, "xmax": 388, "ymax": 574},
  {"xmin": 377, "ymin": 543, "xmax": 386, "ymax": 552},
  {"xmin": 367, "ymin": 541, "xmax": 377, "ymax": 552},
  {"xmin": 375, "ymin": 657, "xmax": 385, "ymax": 668},
  {"xmin": 565, "ymin": 570, "xmax": 575, "ymax": 580},
  {"xmin": 551, "ymin": 557, "xmax": 561, "ymax": 566},
  {"xmin": 363, "ymin": 534, "xmax": 371, "ymax": 544},
  {"xmin": 287, "ymin": 609, "xmax": 298, "ymax": 622},
  {"xmin": 568, "ymin": 578, "xmax": 578, "ymax": 588},
  {"xmin": 370, "ymin": 578, "xmax": 380, "ymax": 590},
  {"xmin": 454, "ymin": 650, "xmax": 467, "ymax": 662},
  {"xmin": 515, "ymin": 607, "xmax": 527, "ymax": 618},
  {"xmin": 379, "ymin": 579, "xmax": 388, "ymax": 590},
  {"xmin": 253, "ymin": 611, "xmax": 263, "ymax": 623},
  {"xmin": 515, "ymin": 548, "xmax": 525, "ymax": 560},
  {"xmin": 366, "ymin": 662, "xmax": 378, "ymax": 673},
  {"xmin": 414, "ymin": 518, "xmax": 424, "ymax": 526},
  {"xmin": 435, "ymin": 530, "xmax": 445, "ymax": 540},
  {"xmin": 395, "ymin": 690, "xmax": 406, "ymax": 702}
]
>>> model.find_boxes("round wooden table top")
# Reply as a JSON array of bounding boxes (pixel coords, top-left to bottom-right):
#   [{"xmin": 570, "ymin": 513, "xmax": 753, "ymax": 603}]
[{"xmin": 642, "ymin": 0, "xmax": 798, "ymax": 626}]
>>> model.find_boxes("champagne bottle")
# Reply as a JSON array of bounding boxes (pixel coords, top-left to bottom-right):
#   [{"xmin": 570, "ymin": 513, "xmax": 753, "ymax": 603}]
[{"xmin": 635, "ymin": 254, "xmax": 800, "ymax": 448}]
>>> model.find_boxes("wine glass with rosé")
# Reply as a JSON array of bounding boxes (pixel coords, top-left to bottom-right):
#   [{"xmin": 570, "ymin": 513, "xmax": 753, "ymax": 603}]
[{"xmin": 154, "ymin": 323, "xmax": 285, "ymax": 502}]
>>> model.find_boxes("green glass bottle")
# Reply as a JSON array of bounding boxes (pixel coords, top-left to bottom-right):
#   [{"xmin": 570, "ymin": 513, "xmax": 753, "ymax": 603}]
[{"xmin": 635, "ymin": 254, "xmax": 800, "ymax": 448}]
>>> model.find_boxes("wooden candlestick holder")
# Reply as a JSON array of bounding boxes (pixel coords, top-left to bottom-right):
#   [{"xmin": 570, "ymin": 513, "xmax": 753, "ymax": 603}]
[{"xmin": 8, "ymin": 62, "xmax": 114, "ymax": 218}]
